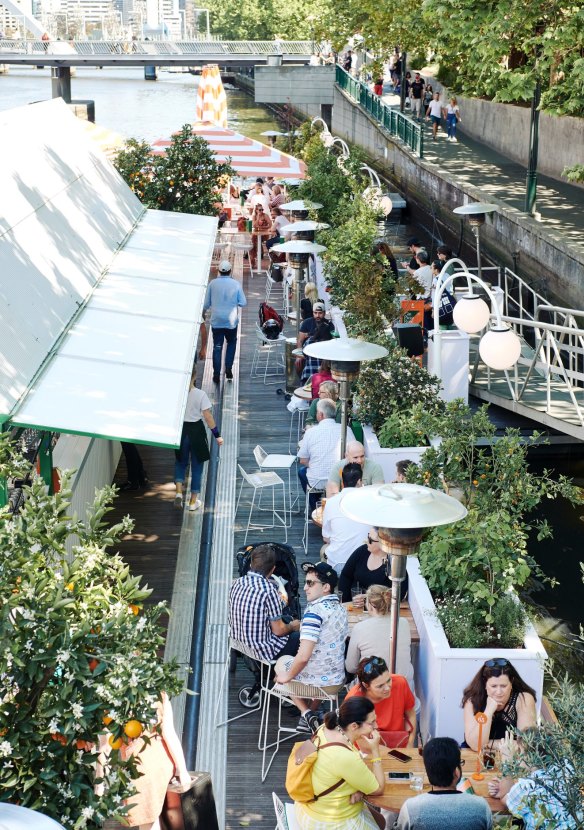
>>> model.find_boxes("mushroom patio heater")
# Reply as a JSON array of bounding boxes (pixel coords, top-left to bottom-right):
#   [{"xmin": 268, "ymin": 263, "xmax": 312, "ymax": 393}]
[
  {"xmin": 280, "ymin": 199, "xmax": 323, "ymax": 221},
  {"xmin": 303, "ymin": 337, "xmax": 387, "ymax": 457},
  {"xmin": 452, "ymin": 202, "xmax": 497, "ymax": 284},
  {"xmin": 271, "ymin": 239, "xmax": 326, "ymax": 337},
  {"xmin": 280, "ymin": 219, "xmax": 330, "ymax": 242},
  {"xmin": 260, "ymin": 130, "xmax": 284, "ymax": 147},
  {"xmin": 341, "ymin": 483, "xmax": 467, "ymax": 673}
]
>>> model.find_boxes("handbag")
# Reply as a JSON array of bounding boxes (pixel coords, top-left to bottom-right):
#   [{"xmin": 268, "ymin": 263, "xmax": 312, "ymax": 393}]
[
  {"xmin": 160, "ymin": 773, "xmax": 220, "ymax": 830},
  {"xmin": 285, "ymin": 736, "xmax": 352, "ymax": 802}
]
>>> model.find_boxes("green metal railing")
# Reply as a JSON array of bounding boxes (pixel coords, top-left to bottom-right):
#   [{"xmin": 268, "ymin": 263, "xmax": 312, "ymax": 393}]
[{"xmin": 335, "ymin": 65, "xmax": 424, "ymax": 158}]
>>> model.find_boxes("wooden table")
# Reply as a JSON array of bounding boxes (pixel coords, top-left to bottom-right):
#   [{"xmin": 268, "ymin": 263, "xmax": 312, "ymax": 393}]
[
  {"xmin": 342, "ymin": 602, "xmax": 420, "ymax": 645},
  {"xmin": 293, "ymin": 384, "xmax": 312, "ymax": 400},
  {"xmin": 368, "ymin": 747, "xmax": 506, "ymax": 813}
]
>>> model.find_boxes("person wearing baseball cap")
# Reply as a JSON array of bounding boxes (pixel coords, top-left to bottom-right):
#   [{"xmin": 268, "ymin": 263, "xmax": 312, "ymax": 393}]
[
  {"xmin": 203, "ymin": 259, "xmax": 247, "ymax": 384},
  {"xmin": 274, "ymin": 561, "xmax": 347, "ymax": 734},
  {"xmin": 296, "ymin": 300, "xmax": 334, "ymax": 350}
]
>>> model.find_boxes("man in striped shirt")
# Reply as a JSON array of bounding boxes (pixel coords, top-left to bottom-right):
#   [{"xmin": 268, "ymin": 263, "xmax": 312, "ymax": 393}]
[{"xmin": 229, "ymin": 545, "xmax": 300, "ymax": 663}]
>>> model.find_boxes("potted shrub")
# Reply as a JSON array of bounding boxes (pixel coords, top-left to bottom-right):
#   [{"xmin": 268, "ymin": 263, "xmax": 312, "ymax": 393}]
[{"xmin": 403, "ymin": 401, "xmax": 579, "ymax": 742}]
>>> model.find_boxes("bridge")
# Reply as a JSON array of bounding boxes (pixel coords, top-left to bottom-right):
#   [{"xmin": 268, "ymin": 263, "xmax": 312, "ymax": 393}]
[{"xmin": 0, "ymin": 39, "xmax": 315, "ymax": 68}]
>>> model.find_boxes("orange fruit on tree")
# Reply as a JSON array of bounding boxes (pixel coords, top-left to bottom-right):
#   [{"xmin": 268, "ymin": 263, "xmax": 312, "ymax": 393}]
[
  {"xmin": 124, "ymin": 719, "xmax": 143, "ymax": 739},
  {"xmin": 65, "ymin": 582, "xmax": 75, "ymax": 591},
  {"xmin": 129, "ymin": 604, "xmax": 140, "ymax": 615},
  {"xmin": 108, "ymin": 735, "xmax": 123, "ymax": 750},
  {"xmin": 51, "ymin": 732, "xmax": 67, "ymax": 745},
  {"xmin": 88, "ymin": 658, "xmax": 99, "ymax": 672},
  {"xmin": 102, "ymin": 714, "xmax": 113, "ymax": 726}
]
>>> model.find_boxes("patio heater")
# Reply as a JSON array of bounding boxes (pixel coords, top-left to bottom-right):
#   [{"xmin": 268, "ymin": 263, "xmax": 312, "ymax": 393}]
[
  {"xmin": 302, "ymin": 337, "xmax": 387, "ymax": 457},
  {"xmin": 260, "ymin": 130, "xmax": 284, "ymax": 147},
  {"xmin": 452, "ymin": 202, "xmax": 497, "ymax": 284},
  {"xmin": 280, "ymin": 219, "xmax": 330, "ymax": 242},
  {"xmin": 271, "ymin": 239, "xmax": 326, "ymax": 337},
  {"xmin": 341, "ymin": 483, "xmax": 467, "ymax": 673},
  {"xmin": 280, "ymin": 199, "xmax": 323, "ymax": 221}
]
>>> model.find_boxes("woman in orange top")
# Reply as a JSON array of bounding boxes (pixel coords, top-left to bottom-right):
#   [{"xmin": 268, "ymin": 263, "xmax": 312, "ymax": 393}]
[{"xmin": 345, "ymin": 656, "xmax": 416, "ymax": 747}]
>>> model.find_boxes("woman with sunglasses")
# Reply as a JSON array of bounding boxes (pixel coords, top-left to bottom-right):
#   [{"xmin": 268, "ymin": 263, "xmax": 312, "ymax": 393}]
[
  {"xmin": 345, "ymin": 657, "xmax": 416, "ymax": 747},
  {"xmin": 250, "ymin": 203, "xmax": 272, "ymax": 268},
  {"xmin": 338, "ymin": 527, "xmax": 393, "ymax": 605},
  {"xmin": 345, "ymin": 585, "xmax": 414, "ymax": 692},
  {"xmin": 294, "ymin": 696, "xmax": 385, "ymax": 830},
  {"xmin": 462, "ymin": 659, "xmax": 537, "ymax": 751}
]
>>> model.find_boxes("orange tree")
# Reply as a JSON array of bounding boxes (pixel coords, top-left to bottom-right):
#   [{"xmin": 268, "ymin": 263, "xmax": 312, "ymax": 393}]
[{"xmin": 0, "ymin": 435, "xmax": 182, "ymax": 828}]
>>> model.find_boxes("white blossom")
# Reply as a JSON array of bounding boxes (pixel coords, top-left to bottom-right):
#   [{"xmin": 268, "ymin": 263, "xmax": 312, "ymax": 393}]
[{"xmin": 0, "ymin": 741, "xmax": 13, "ymax": 757}]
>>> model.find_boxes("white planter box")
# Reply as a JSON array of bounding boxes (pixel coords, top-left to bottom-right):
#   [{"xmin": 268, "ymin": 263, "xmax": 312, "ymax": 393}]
[
  {"xmin": 362, "ymin": 424, "xmax": 428, "ymax": 483},
  {"xmin": 407, "ymin": 557, "xmax": 546, "ymax": 744}
]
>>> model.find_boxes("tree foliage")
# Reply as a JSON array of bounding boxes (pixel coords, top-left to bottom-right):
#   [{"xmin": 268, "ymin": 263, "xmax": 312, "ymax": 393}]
[
  {"xmin": 114, "ymin": 125, "xmax": 234, "ymax": 214},
  {"xmin": 206, "ymin": 0, "xmax": 329, "ymax": 40},
  {"xmin": 0, "ymin": 434, "xmax": 182, "ymax": 828}
]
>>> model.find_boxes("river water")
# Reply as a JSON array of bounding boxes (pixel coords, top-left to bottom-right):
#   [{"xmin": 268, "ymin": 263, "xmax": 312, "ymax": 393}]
[
  {"xmin": 0, "ymin": 66, "xmax": 281, "ymax": 141},
  {"xmin": 1, "ymin": 65, "xmax": 582, "ymax": 646}
]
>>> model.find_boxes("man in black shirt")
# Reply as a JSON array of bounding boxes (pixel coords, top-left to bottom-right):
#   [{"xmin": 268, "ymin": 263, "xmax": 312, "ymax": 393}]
[
  {"xmin": 410, "ymin": 72, "xmax": 425, "ymax": 121},
  {"xmin": 296, "ymin": 302, "xmax": 334, "ymax": 349}
]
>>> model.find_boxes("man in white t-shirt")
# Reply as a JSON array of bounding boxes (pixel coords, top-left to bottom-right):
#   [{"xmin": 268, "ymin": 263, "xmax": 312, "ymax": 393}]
[
  {"xmin": 321, "ymin": 464, "xmax": 368, "ymax": 574},
  {"xmin": 246, "ymin": 182, "xmax": 270, "ymax": 214},
  {"xmin": 410, "ymin": 249, "xmax": 433, "ymax": 298},
  {"xmin": 426, "ymin": 91, "xmax": 443, "ymax": 141}
]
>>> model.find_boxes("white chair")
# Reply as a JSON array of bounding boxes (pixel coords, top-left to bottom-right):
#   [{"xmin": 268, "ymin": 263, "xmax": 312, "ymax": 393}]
[
  {"xmin": 214, "ymin": 638, "xmax": 275, "ymax": 738},
  {"xmin": 253, "ymin": 444, "xmax": 298, "ymax": 524},
  {"xmin": 251, "ymin": 324, "xmax": 285, "ymax": 385},
  {"xmin": 261, "ymin": 679, "xmax": 339, "ymax": 781},
  {"xmin": 272, "ymin": 792, "xmax": 300, "ymax": 830},
  {"xmin": 231, "ymin": 240, "xmax": 252, "ymax": 276},
  {"xmin": 265, "ymin": 272, "xmax": 285, "ymax": 312},
  {"xmin": 235, "ymin": 464, "xmax": 287, "ymax": 544},
  {"xmin": 302, "ymin": 478, "xmax": 327, "ymax": 554},
  {"xmin": 288, "ymin": 406, "xmax": 307, "ymax": 455},
  {"xmin": 211, "ymin": 240, "xmax": 229, "ymax": 267}
]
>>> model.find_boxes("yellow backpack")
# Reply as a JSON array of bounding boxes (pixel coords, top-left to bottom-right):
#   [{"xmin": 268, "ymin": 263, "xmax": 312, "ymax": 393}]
[{"xmin": 285, "ymin": 735, "xmax": 352, "ymax": 803}]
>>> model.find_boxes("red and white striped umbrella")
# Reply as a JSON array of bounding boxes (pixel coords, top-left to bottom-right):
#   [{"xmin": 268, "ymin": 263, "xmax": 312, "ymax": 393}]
[{"xmin": 151, "ymin": 123, "xmax": 306, "ymax": 180}]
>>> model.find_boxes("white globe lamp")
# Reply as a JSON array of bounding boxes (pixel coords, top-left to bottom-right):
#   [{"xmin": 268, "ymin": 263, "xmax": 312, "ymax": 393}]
[
  {"xmin": 452, "ymin": 293, "xmax": 491, "ymax": 333},
  {"xmin": 479, "ymin": 326, "xmax": 522, "ymax": 370}
]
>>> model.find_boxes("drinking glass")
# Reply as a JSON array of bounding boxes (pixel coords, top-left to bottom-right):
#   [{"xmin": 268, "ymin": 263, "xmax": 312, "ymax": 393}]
[
  {"xmin": 351, "ymin": 584, "xmax": 365, "ymax": 609},
  {"xmin": 409, "ymin": 773, "xmax": 424, "ymax": 792}
]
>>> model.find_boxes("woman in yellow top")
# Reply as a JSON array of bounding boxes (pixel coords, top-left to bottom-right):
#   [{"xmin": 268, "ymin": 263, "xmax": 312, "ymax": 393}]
[{"xmin": 295, "ymin": 697, "xmax": 385, "ymax": 830}]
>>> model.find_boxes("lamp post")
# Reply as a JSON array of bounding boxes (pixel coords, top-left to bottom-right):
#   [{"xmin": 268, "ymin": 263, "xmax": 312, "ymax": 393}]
[
  {"xmin": 302, "ymin": 337, "xmax": 387, "ymax": 456},
  {"xmin": 271, "ymin": 239, "xmax": 326, "ymax": 336},
  {"xmin": 452, "ymin": 202, "xmax": 497, "ymax": 283},
  {"xmin": 431, "ymin": 263, "xmax": 522, "ymax": 386},
  {"xmin": 341, "ymin": 483, "xmax": 467, "ymax": 673}
]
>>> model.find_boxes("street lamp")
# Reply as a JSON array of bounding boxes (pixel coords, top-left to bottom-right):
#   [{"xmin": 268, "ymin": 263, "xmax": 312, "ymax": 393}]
[
  {"xmin": 341, "ymin": 483, "xmax": 467, "ymax": 673},
  {"xmin": 302, "ymin": 337, "xmax": 387, "ymax": 456},
  {"xmin": 271, "ymin": 239, "xmax": 326, "ymax": 336},
  {"xmin": 431, "ymin": 263, "xmax": 522, "ymax": 384},
  {"xmin": 452, "ymin": 202, "xmax": 497, "ymax": 283}
]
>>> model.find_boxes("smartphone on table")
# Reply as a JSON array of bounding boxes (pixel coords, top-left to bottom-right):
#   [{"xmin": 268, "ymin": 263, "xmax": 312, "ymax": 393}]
[{"xmin": 387, "ymin": 749, "xmax": 412, "ymax": 763}]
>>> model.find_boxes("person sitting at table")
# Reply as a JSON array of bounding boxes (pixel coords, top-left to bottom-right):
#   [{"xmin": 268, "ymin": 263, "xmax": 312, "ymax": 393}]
[
  {"xmin": 265, "ymin": 206, "xmax": 288, "ymax": 251},
  {"xmin": 310, "ymin": 360, "xmax": 334, "ymax": 399},
  {"xmin": 301, "ymin": 322, "xmax": 334, "ymax": 384},
  {"xmin": 274, "ymin": 563, "xmax": 347, "ymax": 735},
  {"xmin": 345, "ymin": 584, "xmax": 414, "ymax": 692},
  {"xmin": 246, "ymin": 181, "xmax": 270, "ymax": 214},
  {"xmin": 394, "ymin": 459, "xmax": 415, "ymax": 483},
  {"xmin": 296, "ymin": 301, "xmax": 334, "ymax": 350},
  {"xmin": 394, "ymin": 737, "xmax": 493, "ymax": 830},
  {"xmin": 292, "ymin": 696, "xmax": 385, "ymax": 830},
  {"xmin": 269, "ymin": 183, "xmax": 285, "ymax": 209},
  {"xmin": 339, "ymin": 531, "xmax": 391, "ymax": 604},
  {"xmin": 305, "ymin": 380, "xmax": 341, "ymax": 428},
  {"xmin": 249, "ymin": 204, "xmax": 272, "ymax": 268},
  {"xmin": 321, "ymin": 464, "xmax": 368, "ymax": 576},
  {"xmin": 462, "ymin": 659, "xmax": 537, "ymax": 752},
  {"xmin": 327, "ymin": 441, "xmax": 384, "ymax": 497},
  {"xmin": 345, "ymin": 657, "xmax": 416, "ymax": 747},
  {"xmin": 301, "ymin": 281, "xmax": 319, "ymax": 320},
  {"xmin": 229, "ymin": 544, "xmax": 300, "ymax": 662}
]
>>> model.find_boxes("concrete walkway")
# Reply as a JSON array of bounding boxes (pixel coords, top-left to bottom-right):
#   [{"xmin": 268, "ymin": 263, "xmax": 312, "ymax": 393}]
[{"xmin": 379, "ymin": 87, "xmax": 584, "ymax": 257}]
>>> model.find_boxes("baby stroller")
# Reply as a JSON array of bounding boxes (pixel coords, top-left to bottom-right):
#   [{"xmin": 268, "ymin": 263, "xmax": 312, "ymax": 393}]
[{"xmin": 233, "ymin": 542, "xmax": 301, "ymax": 709}]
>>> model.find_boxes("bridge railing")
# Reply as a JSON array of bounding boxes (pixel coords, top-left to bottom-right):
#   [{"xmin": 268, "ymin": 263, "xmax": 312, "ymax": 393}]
[
  {"xmin": 0, "ymin": 39, "xmax": 314, "ymax": 58},
  {"xmin": 335, "ymin": 64, "xmax": 423, "ymax": 158}
]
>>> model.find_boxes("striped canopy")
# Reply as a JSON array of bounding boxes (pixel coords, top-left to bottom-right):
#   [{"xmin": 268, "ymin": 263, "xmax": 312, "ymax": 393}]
[{"xmin": 151, "ymin": 123, "xmax": 306, "ymax": 179}]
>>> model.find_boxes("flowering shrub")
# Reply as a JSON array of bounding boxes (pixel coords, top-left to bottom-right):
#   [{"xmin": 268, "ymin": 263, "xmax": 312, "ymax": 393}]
[
  {"xmin": 0, "ymin": 436, "xmax": 182, "ymax": 828},
  {"xmin": 114, "ymin": 125, "xmax": 234, "ymax": 214}
]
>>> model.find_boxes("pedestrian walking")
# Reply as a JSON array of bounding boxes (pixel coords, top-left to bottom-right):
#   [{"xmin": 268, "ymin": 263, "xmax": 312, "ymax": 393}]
[
  {"xmin": 445, "ymin": 96, "xmax": 462, "ymax": 142},
  {"xmin": 174, "ymin": 379, "xmax": 223, "ymax": 511},
  {"xmin": 426, "ymin": 91, "xmax": 443, "ymax": 140},
  {"xmin": 203, "ymin": 260, "xmax": 247, "ymax": 384},
  {"xmin": 410, "ymin": 72, "xmax": 425, "ymax": 121}
]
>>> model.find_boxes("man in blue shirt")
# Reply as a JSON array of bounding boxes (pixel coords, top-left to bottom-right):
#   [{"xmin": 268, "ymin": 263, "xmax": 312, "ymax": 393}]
[{"xmin": 203, "ymin": 260, "xmax": 247, "ymax": 384}]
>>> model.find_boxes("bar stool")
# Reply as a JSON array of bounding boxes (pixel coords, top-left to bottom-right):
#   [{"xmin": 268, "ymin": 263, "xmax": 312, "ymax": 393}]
[
  {"xmin": 250, "ymin": 324, "xmax": 285, "ymax": 384},
  {"xmin": 288, "ymin": 406, "xmax": 307, "ymax": 455},
  {"xmin": 235, "ymin": 465, "xmax": 287, "ymax": 544},
  {"xmin": 253, "ymin": 445, "xmax": 298, "ymax": 524},
  {"xmin": 302, "ymin": 478, "xmax": 327, "ymax": 554},
  {"xmin": 214, "ymin": 638, "xmax": 275, "ymax": 734}
]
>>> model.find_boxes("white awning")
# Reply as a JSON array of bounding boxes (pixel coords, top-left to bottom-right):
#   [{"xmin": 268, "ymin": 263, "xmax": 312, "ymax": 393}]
[{"xmin": 1, "ymin": 99, "xmax": 217, "ymax": 449}]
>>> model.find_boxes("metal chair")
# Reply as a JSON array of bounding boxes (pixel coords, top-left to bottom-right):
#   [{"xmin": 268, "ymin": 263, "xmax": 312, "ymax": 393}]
[
  {"xmin": 302, "ymin": 478, "xmax": 327, "ymax": 554},
  {"xmin": 214, "ymin": 638, "xmax": 275, "ymax": 738},
  {"xmin": 235, "ymin": 464, "xmax": 287, "ymax": 544},
  {"xmin": 265, "ymin": 272, "xmax": 285, "ymax": 312},
  {"xmin": 272, "ymin": 791, "xmax": 300, "ymax": 830},
  {"xmin": 253, "ymin": 444, "xmax": 298, "ymax": 524},
  {"xmin": 261, "ymin": 679, "xmax": 340, "ymax": 781},
  {"xmin": 288, "ymin": 406, "xmax": 307, "ymax": 455},
  {"xmin": 250, "ymin": 324, "xmax": 285, "ymax": 385}
]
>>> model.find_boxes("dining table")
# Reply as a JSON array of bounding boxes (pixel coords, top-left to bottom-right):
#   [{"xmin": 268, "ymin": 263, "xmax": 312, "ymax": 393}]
[{"xmin": 367, "ymin": 746, "xmax": 508, "ymax": 814}]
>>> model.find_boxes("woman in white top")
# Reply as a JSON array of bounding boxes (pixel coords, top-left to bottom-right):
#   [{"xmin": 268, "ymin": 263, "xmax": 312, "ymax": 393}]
[
  {"xmin": 445, "ymin": 96, "xmax": 461, "ymax": 142},
  {"xmin": 174, "ymin": 379, "xmax": 223, "ymax": 511},
  {"xmin": 345, "ymin": 584, "xmax": 415, "ymax": 693},
  {"xmin": 426, "ymin": 91, "xmax": 443, "ymax": 141}
]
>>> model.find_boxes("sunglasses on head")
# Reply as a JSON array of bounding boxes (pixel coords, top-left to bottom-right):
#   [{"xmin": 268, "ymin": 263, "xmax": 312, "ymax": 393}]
[
  {"xmin": 363, "ymin": 657, "xmax": 387, "ymax": 675},
  {"xmin": 484, "ymin": 658, "xmax": 510, "ymax": 669}
]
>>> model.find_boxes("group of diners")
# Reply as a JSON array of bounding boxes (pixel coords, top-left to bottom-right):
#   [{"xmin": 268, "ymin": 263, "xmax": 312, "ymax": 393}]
[{"xmin": 228, "ymin": 544, "xmax": 575, "ymax": 829}]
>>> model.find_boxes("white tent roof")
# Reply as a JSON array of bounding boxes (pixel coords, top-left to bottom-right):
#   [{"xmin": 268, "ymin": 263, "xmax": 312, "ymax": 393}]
[{"xmin": 0, "ymin": 99, "xmax": 216, "ymax": 448}]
